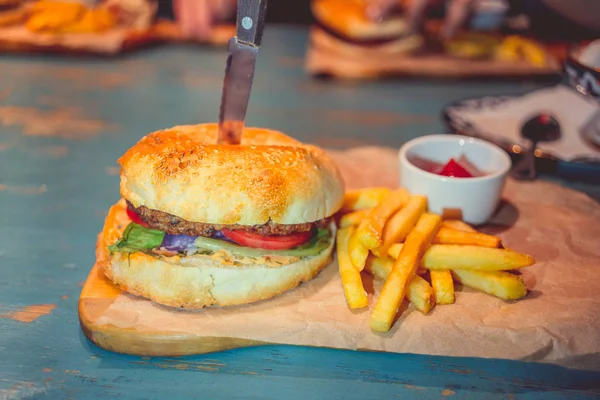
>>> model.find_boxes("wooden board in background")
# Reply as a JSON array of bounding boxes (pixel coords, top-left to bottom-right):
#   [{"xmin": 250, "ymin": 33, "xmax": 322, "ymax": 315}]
[
  {"xmin": 305, "ymin": 27, "xmax": 563, "ymax": 79},
  {"xmin": 0, "ymin": 21, "xmax": 234, "ymax": 56}
]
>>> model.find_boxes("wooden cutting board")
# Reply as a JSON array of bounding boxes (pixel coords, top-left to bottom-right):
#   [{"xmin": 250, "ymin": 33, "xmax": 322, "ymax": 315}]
[
  {"xmin": 0, "ymin": 21, "xmax": 233, "ymax": 56},
  {"xmin": 79, "ymin": 262, "xmax": 267, "ymax": 356},
  {"xmin": 78, "ymin": 147, "xmax": 600, "ymax": 370},
  {"xmin": 305, "ymin": 27, "xmax": 563, "ymax": 79}
]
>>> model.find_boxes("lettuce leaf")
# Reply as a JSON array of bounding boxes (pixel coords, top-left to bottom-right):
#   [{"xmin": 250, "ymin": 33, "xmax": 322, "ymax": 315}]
[{"xmin": 108, "ymin": 223, "xmax": 165, "ymax": 253}]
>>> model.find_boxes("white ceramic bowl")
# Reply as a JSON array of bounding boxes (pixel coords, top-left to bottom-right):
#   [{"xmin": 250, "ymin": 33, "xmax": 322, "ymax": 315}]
[{"xmin": 398, "ymin": 135, "xmax": 512, "ymax": 225}]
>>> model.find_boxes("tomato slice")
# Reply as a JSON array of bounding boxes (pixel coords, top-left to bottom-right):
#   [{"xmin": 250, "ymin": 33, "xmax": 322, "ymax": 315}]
[
  {"xmin": 438, "ymin": 158, "xmax": 473, "ymax": 178},
  {"xmin": 221, "ymin": 229, "xmax": 312, "ymax": 250},
  {"xmin": 126, "ymin": 208, "xmax": 149, "ymax": 227}
]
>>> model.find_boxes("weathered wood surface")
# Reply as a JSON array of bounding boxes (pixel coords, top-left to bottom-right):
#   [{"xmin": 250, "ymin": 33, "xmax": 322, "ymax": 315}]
[
  {"xmin": 1, "ymin": 26, "xmax": 599, "ymax": 400},
  {"xmin": 79, "ymin": 262, "xmax": 268, "ymax": 356}
]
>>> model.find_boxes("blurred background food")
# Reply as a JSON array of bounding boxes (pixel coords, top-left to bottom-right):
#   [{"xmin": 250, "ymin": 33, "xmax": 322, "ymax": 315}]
[
  {"xmin": 0, "ymin": 0, "xmax": 157, "ymax": 32},
  {"xmin": 0, "ymin": 0, "xmax": 597, "ymax": 58}
]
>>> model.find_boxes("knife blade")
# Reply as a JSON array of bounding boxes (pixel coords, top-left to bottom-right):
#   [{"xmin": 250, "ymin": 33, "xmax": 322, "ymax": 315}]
[{"xmin": 217, "ymin": 0, "xmax": 269, "ymax": 145}]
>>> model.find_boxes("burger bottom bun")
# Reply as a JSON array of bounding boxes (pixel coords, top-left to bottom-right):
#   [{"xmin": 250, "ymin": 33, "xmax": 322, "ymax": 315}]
[{"xmin": 97, "ymin": 200, "xmax": 336, "ymax": 309}]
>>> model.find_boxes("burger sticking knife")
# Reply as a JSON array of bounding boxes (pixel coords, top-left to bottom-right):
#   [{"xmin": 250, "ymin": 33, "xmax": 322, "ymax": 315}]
[{"xmin": 217, "ymin": 0, "xmax": 269, "ymax": 145}]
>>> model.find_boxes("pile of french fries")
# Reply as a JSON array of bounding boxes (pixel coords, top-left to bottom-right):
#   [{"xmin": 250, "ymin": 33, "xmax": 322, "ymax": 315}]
[{"xmin": 336, "ymin": 187, "xmax": 536, "ymax": 333}]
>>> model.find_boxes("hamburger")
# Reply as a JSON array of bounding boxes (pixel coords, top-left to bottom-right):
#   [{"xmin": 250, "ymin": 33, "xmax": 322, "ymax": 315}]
[
  {"xmin": 310, "ymin": 0, "xmax": 424, "ymax": 57},
  {"xmin": 97, "ymin": 123, "xmax": 345, "ymax": 309}
]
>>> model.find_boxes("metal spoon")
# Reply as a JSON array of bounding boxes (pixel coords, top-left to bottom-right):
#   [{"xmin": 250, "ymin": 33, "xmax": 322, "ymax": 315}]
[{"xmin": 511, "ymin": 113, "xmax": 561, "ymax": 180}]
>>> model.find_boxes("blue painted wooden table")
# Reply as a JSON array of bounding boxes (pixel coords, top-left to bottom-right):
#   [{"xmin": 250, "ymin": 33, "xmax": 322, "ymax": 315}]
[{"xmin": 1, "ymin": 26, "xmax": 599, "ymax": 399}]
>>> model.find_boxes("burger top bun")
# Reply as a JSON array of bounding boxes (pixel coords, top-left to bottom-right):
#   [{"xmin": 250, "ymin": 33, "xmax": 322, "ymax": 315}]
[
  {"xmin": 311, "ymin": 0, "xmax": 410, "ymax": 40},
  {"xmin": 118, "ymin": 123, "xmax": 345, "ymax": 226}
]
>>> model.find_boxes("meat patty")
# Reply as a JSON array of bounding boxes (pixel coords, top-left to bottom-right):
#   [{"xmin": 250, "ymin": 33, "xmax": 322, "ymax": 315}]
[{"xmin": 127, "ymin": 201, "xmax": 332, "ymax": 237}]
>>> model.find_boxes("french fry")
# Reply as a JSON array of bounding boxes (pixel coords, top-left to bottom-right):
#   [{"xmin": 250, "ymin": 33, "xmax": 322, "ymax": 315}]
[
  {"xmin": 57, "ymin": 8, "xmax": 116, "ymax": 33},
  {"xmin": 364, "ymin": 255, "xmax": 393, "ymax": 279},
  {"xmin": 365, "ymin": 256, "xmax": 435, "ymax": 313},
  {"xmin": 433, "ymin": 227, "xmax": 502, "ymax": 248},
  {"xmin": 452, "ymin": 269, "xmax": 527, "ymax": 300},
  {"xmin": 29, "ymin": 0, "xmax": 84, "ymax": 13},
  {"xmin": 336, "ymin": 227, "xmax": 369, "ymax": 309},
  {"xmin": 371, "ymin": 213, "xmax": 442, "ymax": 332},
  {"xmin": 406, "ymin": 275, "xmax": 436, "ymax": 314},
  {"xmin": 356, "ymin": 189, "xmax": 409, "ymax": 250},
  {"xmin": 372, "ymin": 195, "xmax": 427, "ymax": 257},
  {"xmin": 26, "ymin": 1, "xmax": 85, "ymax": 32},
  {"xmin": 388, "ymin": 244, "xmax": 535, "ymax": 271},
  {"xmin": 430, "ymin": 270, "xmax": 455, "ymax": 305},
  {"xmin": 348, "ymin": 228, "xmax": 369, "ymax": 271},
  {"xmin": 442, "ymin": 219, "xmax": 477, "ymax": 232},
  {"xmin": 343, "ymin": 187, "xmax": 391, "ymax": 211},
  {"xmin": 340, "ymin": 208, "xmax": 372, "ymax": 228}
]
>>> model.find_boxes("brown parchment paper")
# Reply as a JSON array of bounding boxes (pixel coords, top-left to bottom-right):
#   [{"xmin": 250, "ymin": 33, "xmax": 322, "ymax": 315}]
[{"xmin": 96, "ymin": 147, "xmax": 600, "ymax": 370}]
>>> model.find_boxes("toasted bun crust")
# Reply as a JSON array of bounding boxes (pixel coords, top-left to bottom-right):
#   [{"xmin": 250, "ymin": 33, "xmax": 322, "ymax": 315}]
[
  {"xmin": 97, "ymin": 200, "xmax": 335, "ymax": 309},
  {"xmin": 311, "ymin": 0, "xmax": 409, "ymax": 40},
  {"xmin": 118, "ymin": 123, "xmax": 344, "ymax": 225}
]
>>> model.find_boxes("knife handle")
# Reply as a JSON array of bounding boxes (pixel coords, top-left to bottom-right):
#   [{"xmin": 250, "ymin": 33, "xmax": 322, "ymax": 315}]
[{"xmin": 236, "ymin": 0, "xmax": 269, "ymax": 46}]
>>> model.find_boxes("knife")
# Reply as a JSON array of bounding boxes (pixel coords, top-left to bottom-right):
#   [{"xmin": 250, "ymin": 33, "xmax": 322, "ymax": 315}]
[{"xmin": 217, "ymin": 0, "xmax": 269, "ymax": 145}]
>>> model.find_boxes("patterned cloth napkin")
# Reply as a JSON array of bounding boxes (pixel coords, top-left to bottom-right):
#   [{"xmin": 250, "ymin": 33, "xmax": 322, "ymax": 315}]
[{"xmin": 445, "ymin": 84, "xmax": 600, "ymax": 162}]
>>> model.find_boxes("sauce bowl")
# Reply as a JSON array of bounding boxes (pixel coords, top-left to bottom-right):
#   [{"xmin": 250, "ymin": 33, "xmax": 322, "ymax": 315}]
[{"xmin": 399, "ymin": 134, "xmax": 512, "ymax": 225}]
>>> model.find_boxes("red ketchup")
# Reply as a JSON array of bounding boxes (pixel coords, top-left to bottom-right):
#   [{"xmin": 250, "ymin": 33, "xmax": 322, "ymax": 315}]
[
  {"xmin": 438, "ymin": 158, "xmax": 473, "ymax": 178},
  {"xmin": 409, "ymin": 155, "xmax": 485, "ymax": 178}
]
